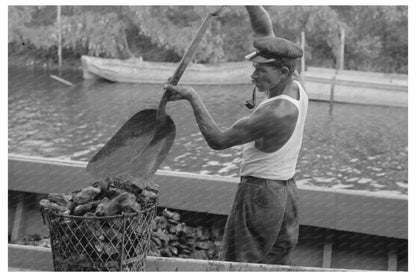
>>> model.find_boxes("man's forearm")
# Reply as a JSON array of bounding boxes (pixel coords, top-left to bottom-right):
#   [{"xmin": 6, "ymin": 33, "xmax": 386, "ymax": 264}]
[
  {"xmin": 188, "ymin": 94, "xmax": 224, "ymax": 150},
  {"xmin": 245, "ymin": 6, "xmax": 275, "ymax": 37}
]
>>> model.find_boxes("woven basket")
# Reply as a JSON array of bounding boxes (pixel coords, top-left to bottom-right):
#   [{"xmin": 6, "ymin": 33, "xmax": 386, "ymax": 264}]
[{"xmin": 41, "ymin": 206, "xmax": 156, "ymax": 271}]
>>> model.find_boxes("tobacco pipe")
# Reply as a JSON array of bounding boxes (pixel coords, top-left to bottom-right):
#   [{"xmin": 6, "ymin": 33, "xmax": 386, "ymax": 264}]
[{"xmin": 245, "ymin": 86, "xmax": 257, "ymax": 109}]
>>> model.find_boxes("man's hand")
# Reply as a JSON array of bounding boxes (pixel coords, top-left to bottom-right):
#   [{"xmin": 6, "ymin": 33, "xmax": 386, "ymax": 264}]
[{"xmin": 164, "ymin": 84, "xmax": 197, "ymax": 102}]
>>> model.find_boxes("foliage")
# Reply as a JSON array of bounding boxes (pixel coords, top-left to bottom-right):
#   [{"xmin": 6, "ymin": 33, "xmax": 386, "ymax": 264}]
[
  {"xmin": 126, "ymin": 6, "xmax": 225, "ymax": 62},
  {"xmin": 265, "ymin": 6, "xmax": 347, "ymax": 68},
  {"xmin": 8, "ymin": 6, "xmax": 129, "ymax": 58},
  {"xmin": 8, "ymin": 5, "xmax": 408, "ymax": 73},
  {"xmin": 332, "ymin": 6, "xmax": 408, "ymax": 72}
]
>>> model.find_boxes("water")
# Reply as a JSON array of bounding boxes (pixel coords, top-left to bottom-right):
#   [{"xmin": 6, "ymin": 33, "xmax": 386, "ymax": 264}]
[{"xmin": 8, "ymin": 66, "xmax": 408, "ymax": 195}]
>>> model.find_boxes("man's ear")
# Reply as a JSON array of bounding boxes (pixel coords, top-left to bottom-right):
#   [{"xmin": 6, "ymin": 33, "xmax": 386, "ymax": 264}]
[{"xmin": 280, "ymin": 67, "xmax": 289, "ymax": 78}]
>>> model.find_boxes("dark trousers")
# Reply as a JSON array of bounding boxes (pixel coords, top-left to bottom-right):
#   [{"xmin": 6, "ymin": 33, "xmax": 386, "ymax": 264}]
[{"xmin": 220, "ymin": 176, "xmax": 299, "ymax": 265}]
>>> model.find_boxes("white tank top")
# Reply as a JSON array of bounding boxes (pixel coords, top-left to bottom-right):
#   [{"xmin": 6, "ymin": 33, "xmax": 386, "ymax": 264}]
[{"xmin": 239, "ymin": 80, "xmax": 308, "ymax": 180}]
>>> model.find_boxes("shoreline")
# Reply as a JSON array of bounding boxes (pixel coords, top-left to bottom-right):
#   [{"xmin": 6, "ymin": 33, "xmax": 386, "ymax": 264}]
[
  {"xmin": 8, "ymin": 53, "xmax": 408, "ymax": 109},
  {"xmin": 8, "ymin": 52, "xmax": 82, "ymax": 72}
]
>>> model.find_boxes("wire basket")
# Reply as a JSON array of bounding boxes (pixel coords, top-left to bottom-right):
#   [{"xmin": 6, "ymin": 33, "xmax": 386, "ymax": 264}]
[{"xmin": 41, "ymin": 206, "xmax": 156, "ymax": 271}]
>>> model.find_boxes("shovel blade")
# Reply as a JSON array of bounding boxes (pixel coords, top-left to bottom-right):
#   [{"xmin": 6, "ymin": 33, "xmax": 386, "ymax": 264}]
[{"xmin": 87, "ymin": 109, "xmax": 175, "ymax": 179}]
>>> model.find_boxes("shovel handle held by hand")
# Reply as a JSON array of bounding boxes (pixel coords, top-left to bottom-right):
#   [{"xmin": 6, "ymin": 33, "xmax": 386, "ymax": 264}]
[
  {"xmin": 158, "ymin": 6, "xmax": 226, "ymax": 119},
  {"xmin": 168, "ymin": 6, "xmax": 226, "ymax": 87}
]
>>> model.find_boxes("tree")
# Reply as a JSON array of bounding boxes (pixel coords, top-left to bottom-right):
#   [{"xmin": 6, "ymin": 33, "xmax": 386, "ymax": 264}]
[
  {"xmin": 332, "ymin": 6, "xmax": 408, "ymax": 73},
  {"xmin": 8, "ymin": 6, "xmax": 129, "ymax": 59},
  {"xmin": 126, "ymin": 6, "xmax": 225, "ymax": 62},
  {"xmin": 266, "ymin": 6, "xmax": 346, "ymax": 68},
  {"xmin": 8, "ymin": 5, "xmax": 408, "ymax": 73}
]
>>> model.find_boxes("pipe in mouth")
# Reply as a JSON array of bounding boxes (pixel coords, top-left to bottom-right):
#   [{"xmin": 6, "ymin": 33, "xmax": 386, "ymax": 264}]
[{"xmin": 245, "ymin": 86, "xmax": 257, "ymax": 109}]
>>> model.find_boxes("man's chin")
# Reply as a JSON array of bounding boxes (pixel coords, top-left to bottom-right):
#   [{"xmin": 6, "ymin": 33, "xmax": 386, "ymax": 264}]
[{"xmin": 256, "ymin": 86, "xmax": 266, "ymax": 92}]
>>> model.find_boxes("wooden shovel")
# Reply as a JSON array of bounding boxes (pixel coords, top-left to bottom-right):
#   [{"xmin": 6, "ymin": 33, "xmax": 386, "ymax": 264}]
[{"xmin": 87, "ymin": 6, "xmax": 226, "ymax": 179}]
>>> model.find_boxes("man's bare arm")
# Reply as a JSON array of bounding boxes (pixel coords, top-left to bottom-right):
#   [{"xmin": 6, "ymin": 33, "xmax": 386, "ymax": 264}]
[
  {"xmin": 187, "ymin": 93, "xmax": 270, "ymax": 150},
  {"xmin": 188, "ymin": 93, "xmax": 300, "ymax": 150},
  {"xmin": 165, "ymin": 84, "xmax": 298, "ymax": 150},
  {"xmin": 245, "ymin": 6, "xmax": 275, "ymax": 37}
]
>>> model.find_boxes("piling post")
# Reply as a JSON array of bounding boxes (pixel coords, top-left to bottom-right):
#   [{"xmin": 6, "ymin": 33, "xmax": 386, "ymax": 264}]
[
  {"xmin": 329, "ymin": 73, "xmax": 336, "ymax": 114},
  {"xmin": 339, "ymin": 28, "xmax": 345, "ymax": 71},
  {"xmin": 11, "ymin": 193, "xmax": 26, "ymax": 243},
  {"xmin": 330, "ymin": 27, "xmax": 345, "ymax": 113},
  {"xmin": 301, "ymin": 31, "xmax": 306, "ymax": 73},
  {"xmin": 57, "ymin": 6, "xmax": 62, "ymax": 75}
]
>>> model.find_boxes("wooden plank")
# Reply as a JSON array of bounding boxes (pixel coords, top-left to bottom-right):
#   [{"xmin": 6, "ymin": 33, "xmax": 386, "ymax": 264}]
[
  {"xmin": 8, "ymin": 244, "xmax": 53, "ymax": 271},
  {"xmin": 334, "ymin": 192, "xmax": 407, "ymax": 239},
  {"xmin": 303, "ymin": 75, "xmax": 407, "ymax": 92},
  {"xmin": 50, "ymin": 75, "xmax": 75, "ymax": 87},
  {"xmin": 387, "ymin": 240, "xmax": 398, "ymax": 271},
  {"xmin": 10, "ymin": 194, "xmax": 25, "ymax": 242},
  {"xmin": 8, "ymin": 244, "xmax": 350, "ymax": 271},
  {"xmin": 305, "ymin": 66, "xmax": 407, "ymax": 80},
  {"xmin": 145, "ymin": 256, "xmax": 348, "ymax": 272},
  {"xmin": 322, "ymin": 230, "xmax": 334, "ymax": 268}
]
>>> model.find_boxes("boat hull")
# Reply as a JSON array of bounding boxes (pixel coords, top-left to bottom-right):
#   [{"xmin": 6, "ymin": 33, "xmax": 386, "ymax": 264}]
[
  {"xmin": 81, "ymin": 55, "xmax": 408, "ymax": 108},
  {"xmin": 8, "ymin": 155, "xmax": 408, "ymax": 271}
]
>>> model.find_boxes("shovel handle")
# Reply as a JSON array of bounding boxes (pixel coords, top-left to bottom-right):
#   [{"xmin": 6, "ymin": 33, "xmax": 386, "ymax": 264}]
[
  {"xmin": 158, "ymin": 6, "xmax": 226, "ymax": 116},
  {"xmin": 168, "ymin": 6, "xmax": 226, "ymax": 87}
]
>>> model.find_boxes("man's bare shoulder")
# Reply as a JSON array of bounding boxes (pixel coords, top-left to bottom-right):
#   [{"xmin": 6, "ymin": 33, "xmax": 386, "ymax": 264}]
[
  {"xmin": 247, "ymin": 99, "xmax": 298, "ymax": 134},
  {"xmin": 260, "ymin": 98, "xmax": 298, "ymax": 119}
]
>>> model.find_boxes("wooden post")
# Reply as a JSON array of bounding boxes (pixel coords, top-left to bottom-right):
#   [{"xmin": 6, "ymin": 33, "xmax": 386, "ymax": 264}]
[
  {"xmin": 11, "ymin": 193, "xmax": 26, "ymax": 243},
  {"xmin": 329, "ymin": 72, "xmax": 337, "ymax": 114},
  {"xmin": 301, "ymin": 31, "xmax": 306, "ymax": 73},
  {"xmin": 330, "ymin": 28, "xmax": 344, "ymax": 113},
  {"xmin": 387, "ymin": 240, "xmax": 398, "ymax": 271},
  {"xmin": 57, "ymin": 6, "xmax": 62, "ymax": 75},
  {"xmin": 322, "ymin": 229, "xmax": 334, "ymax": 268},
  {"xmin": 339, "ymin": 28, "xmax": 345, "ymax": 71}
]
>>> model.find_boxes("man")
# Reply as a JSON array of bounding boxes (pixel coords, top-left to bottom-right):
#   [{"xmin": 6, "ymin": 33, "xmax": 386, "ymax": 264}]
[
  {"xmin": 165, "ymin": 15, "xmax": 308, "ymax": 267},
  {"xmin": 165, "ymin": 35, "xmax": 308, "ymax": 265}
]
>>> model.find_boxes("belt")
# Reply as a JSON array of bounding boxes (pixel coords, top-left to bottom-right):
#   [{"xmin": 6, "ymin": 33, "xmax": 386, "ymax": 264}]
[{"xmin": 240, "ymin": 175, "xmax": 293, "ymax": 186}]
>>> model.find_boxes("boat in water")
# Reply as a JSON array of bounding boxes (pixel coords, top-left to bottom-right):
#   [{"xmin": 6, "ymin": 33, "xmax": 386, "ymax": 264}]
[
  {"xmin": 81, "ymin": 55, "xmax": 408, "ymax": 108},
  {"xmin": 8, "ymin": 154, "xmax": 408, "ymax": 271},
  {"xmin": 81, "ymin": 55, "xmax": 253, "ymax": 85}
]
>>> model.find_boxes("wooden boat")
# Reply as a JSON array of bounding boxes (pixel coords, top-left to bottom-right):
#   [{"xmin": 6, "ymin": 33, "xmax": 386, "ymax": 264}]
[
  {"xmin": 81, "ymin": 55, "xmax": 408, "ymax": 108},
  {"xmin": 81, "ymin": 55, "xmax": 253, "ymax": 85},
  {"xmin": 8, "ymin": 154, "xmax": 408, "ymax": 271}
]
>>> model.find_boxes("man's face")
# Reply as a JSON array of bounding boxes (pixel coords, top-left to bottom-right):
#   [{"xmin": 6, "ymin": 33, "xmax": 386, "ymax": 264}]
[{"xmin": 251, "ymin": 63, "xmax": 281, "ymax": 92}]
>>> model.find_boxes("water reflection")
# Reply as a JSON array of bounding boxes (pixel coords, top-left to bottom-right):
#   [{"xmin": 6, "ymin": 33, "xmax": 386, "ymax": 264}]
[{"xmin": 8, "ymin": 66, "xmax": 408, "ymax": 195}]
